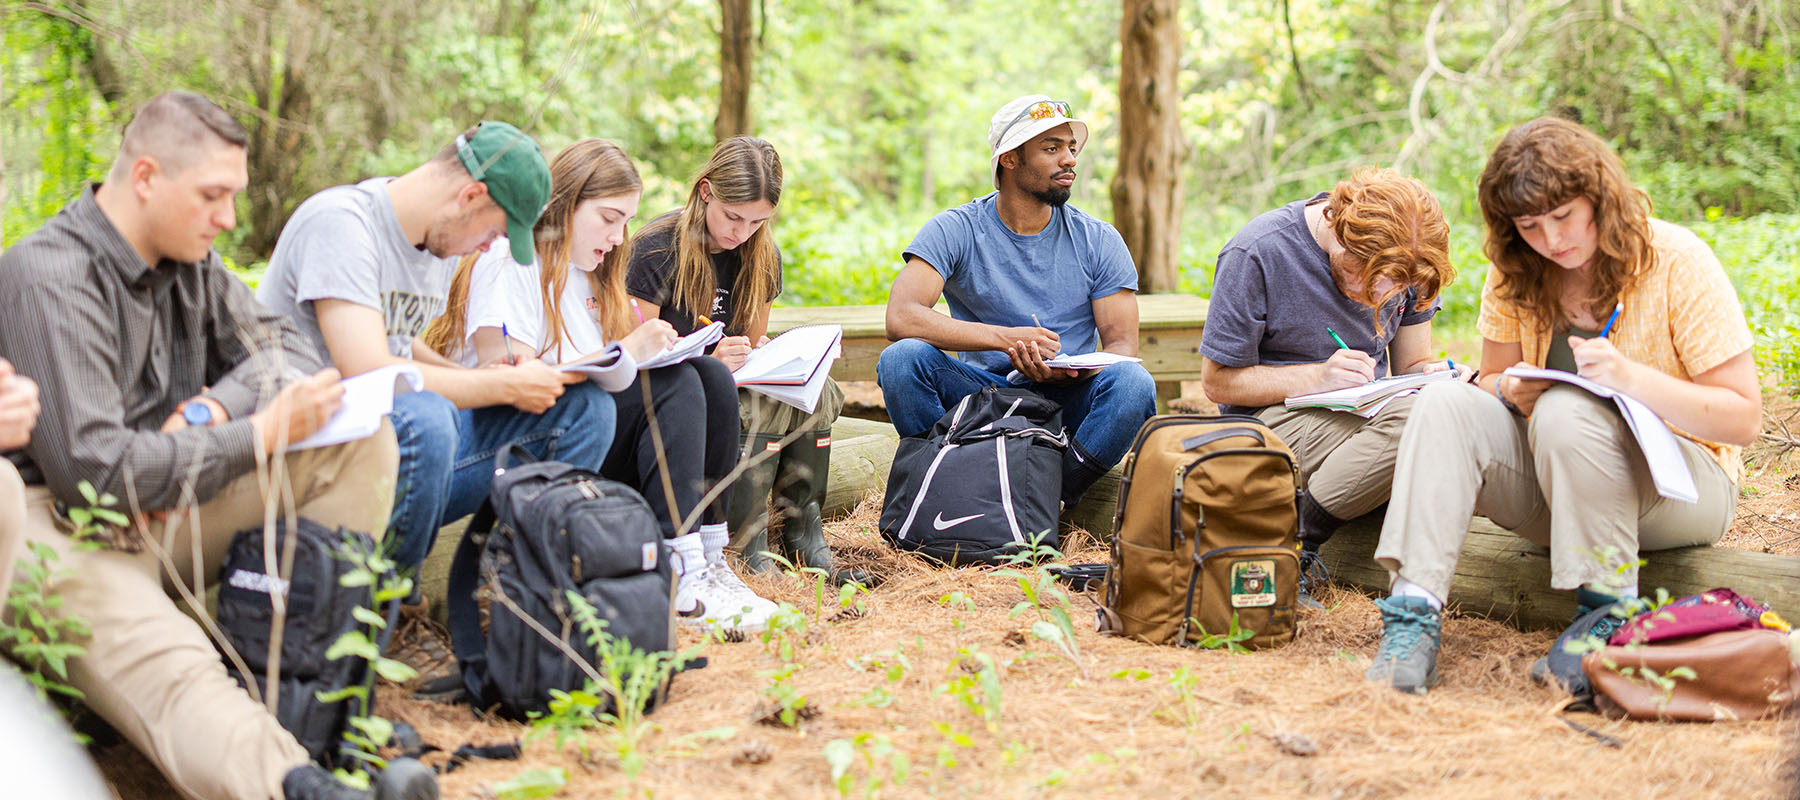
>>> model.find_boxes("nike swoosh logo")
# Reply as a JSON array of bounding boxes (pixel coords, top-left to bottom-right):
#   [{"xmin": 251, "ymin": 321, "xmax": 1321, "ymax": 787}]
[
  {"xmin": 933, "ymin": 512, "xmax": 984, "ymax": 530},
  {"xmin": 677, "ymin": 598, "xmax": 707, "ymax": 619}
]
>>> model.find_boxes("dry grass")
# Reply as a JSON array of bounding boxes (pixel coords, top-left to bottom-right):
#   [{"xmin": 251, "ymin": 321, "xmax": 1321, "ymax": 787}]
[
  {"xmin": 103, "ymin": 494, "xmax": 1788, "ymax": 799},
  {"xmin": 94, "ymin": 382, "xmax": 1800, "ymax": 799}
]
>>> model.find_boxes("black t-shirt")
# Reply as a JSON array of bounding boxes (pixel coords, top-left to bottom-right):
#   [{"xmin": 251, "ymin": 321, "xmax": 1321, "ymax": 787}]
[{"xmin": 625, "ymin": 212, "xmax": 783, "ymax": 336}]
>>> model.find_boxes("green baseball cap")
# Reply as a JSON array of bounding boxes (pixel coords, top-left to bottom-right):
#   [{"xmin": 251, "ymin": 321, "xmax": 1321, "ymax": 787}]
[{"xmin": 454, "ymin": 121, "xmax": 551, "ymax": 264}]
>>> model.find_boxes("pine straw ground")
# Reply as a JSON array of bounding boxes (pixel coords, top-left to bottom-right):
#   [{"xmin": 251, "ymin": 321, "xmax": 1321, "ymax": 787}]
[
  {"xmin": 388, "ymin": 497, "xmax": 1795, "ymax": 800},
  {"xmin": 98, "ymin": 387, "xmax": 1800, "ymax": 799}
]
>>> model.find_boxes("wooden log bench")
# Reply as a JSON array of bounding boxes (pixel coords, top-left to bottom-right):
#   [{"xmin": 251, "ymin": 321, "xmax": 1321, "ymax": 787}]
[
  {"xmin": 766, "ymin": 293, "xmax": 1210, "ymax": 412},
  {"xmin": 417, "ymin": 351, "xmax": 1800, "ymax": 634}
]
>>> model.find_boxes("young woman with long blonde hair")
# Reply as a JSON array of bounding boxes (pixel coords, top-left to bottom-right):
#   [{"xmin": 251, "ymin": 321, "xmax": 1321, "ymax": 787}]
[{"xmin": 626, "ymin": 136, "xmax": 857, "ymax": 584}]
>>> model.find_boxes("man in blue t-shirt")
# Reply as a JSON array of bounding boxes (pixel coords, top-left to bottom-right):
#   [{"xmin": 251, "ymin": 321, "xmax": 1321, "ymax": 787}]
[
  {"xmin": 1200, "ymin": 168, "xmax": 1462, "ymax": 565},
  {"xmin": 877, "ymin": 94, "xmax": 1156, "ymax": 506}
]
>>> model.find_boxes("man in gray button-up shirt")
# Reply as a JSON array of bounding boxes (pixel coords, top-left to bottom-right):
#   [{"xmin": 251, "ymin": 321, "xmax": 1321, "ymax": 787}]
[{"xmin": 0, "ymin": 91, "xmax": 427, "ymax": 800}]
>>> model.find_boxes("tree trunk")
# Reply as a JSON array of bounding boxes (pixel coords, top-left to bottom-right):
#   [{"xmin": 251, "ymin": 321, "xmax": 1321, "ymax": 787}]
[
  {"xmin": 1111, "ymin": 0, "xmax": 1186, "ymax": 293},
  {"xmin": 715, "ymin": 0, "xmax": 754, "ymax": 141}
]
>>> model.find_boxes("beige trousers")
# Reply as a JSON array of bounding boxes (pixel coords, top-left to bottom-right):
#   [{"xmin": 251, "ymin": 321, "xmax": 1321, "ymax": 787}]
[
  {"xmin": 738, "ymin": 378, "xmax": 845, "ymax": 435},
  {"xmin": 0, "ymin": 460, "xmax": 25, "ymax": 605},
  {"xmin": 11, "ymin": 422, "xmax": 397, "ymax": 800},
  {"xmin": 1256, "ymin": 392, "xmax": 1417, "ymax": 519},
  {"xmin": 1374, "ymin": 382, "xmax": 1733, "ymax": 601}
]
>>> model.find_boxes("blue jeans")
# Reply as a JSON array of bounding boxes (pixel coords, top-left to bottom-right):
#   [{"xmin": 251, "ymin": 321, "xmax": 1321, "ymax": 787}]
[
  {"xmin": 385, "ymin": 382, "xmax": 617, "ymax": 570},
  {"xmin": 876, "ymin": 338, "xmax": 1156, "ymax": 503}
]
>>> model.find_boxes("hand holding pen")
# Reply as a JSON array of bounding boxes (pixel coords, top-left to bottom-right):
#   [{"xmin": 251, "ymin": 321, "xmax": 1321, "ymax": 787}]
[
  {"xmin": 1570, "ymin": 303, "xmax": 1633, "ymax": 391},
  {"xmin": 1317, "ymin": 326, "xmax": 1377, "ymax": 392}
]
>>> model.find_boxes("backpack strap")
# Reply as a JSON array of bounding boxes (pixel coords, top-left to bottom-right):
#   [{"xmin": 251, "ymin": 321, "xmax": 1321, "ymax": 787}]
[{"xmin": 447, "ymin": 499, "xmax": 500, "ymax": 708}]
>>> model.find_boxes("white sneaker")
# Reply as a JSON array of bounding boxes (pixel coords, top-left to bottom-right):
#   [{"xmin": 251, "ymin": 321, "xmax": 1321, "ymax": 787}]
[
  {"xmin": 675, "ymin": 567, "xmax": 773, "ymax": 634},
  {"xmin": 707, "ymin": 553, "xmax": 780, "ymax": 616}
]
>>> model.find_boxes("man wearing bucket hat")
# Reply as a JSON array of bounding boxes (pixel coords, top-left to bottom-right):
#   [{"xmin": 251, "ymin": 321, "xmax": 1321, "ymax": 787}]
[
  {"xmin": 877, "ymin": 94, "xmax": 1156, "ymax": 506},
  {"xmin": 261, "ymin": 121, "xmax": 617, "ymax": 577}
]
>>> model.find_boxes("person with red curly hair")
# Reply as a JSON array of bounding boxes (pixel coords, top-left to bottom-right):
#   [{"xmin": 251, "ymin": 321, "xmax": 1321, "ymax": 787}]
[
  {"xmin": 1201, "ymin": 167, "xmax": 1462, "ymax": 605},
  {"xmin": 1364, "ymin": 117, "xmax": 1759, "ymax": 695}
]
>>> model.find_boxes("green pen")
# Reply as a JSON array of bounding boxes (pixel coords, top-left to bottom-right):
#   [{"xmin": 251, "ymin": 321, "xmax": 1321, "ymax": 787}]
[{"xmin": 1327, "ymin": 327, "xmax": 1350, "ymax": 351}]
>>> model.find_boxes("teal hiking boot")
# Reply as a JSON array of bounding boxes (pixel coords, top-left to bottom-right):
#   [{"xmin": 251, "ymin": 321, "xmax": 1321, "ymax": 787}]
[
  {"xmin": 1365, "ymin": 596, "xmax": 1442, "ymax": 694},
  {"xmin": 1530, "ymin": 586, "xmax": 1633, "ymax": 691}
]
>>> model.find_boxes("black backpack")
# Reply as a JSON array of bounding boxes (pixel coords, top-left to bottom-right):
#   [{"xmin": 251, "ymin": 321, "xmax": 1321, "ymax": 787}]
[
  {"xmin": 447, "ymin": 446, "xmax": 674, "ymax": 719},
  {"xmin": 879, "ymin": 386, "xmax": 1067, "ymax": 565},
  {"xmin": 216, "ymin": 518, "xmax": 395, "ymax": 766}
]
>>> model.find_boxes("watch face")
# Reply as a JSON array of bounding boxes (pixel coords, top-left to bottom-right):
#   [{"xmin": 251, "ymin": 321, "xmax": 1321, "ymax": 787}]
[{"xmin": 182, "ymin": 402, "xmax": 211, "ymax": 426}]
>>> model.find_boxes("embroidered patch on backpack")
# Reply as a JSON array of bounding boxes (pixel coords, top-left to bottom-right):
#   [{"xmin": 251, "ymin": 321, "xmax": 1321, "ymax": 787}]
[
  {"xmin": 1230, "ymin": 560, "xmax": 1276, "ymax": 608},
  {"xmin": 641, "ymin": 542, "xmax": 659, "ymax": 572}
]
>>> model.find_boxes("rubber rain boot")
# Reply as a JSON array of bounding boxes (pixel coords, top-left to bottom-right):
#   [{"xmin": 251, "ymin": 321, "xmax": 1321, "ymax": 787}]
[
  {"xmin": 774, "ymin": 429, "xmax": 869, "ymax": 586},
  {"xmin": 726, "ymin": 432, "xmax": 784, "ymax": 573}
]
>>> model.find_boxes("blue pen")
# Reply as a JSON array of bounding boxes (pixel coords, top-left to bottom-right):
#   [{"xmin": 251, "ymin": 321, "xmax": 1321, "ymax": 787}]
[
  {"xmin": 501, "ymin": 323, "xmax": 517, "ymax": 364},
  {"xmin": 1598, "ymin": 302, "xmax": 1623, "ymax": 338}
]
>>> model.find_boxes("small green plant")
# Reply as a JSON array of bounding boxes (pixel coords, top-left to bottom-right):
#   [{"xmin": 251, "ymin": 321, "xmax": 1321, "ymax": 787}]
[
  {"xmin": 1187, "ymin": 612, "xmax": 1257, "ymax": 653},
  {"xmin": 490, "ymin": 766, "xmax": 569, "ymax": 799},
  {"xmin": 846, "ymin": 644, "xmax": 912, "ymax": 709},
  {"xmin": 937, "ymin": 646, "xmax": 1003, "ymax": 733},
  {"xmin": 764, "ymin": 551, "xmax": 835, "ymax": 619},
  {"xmin": 758, "ymin": 660, "xmax": 811, "ymax": 728},
  {"xmin": 824, "ymin": 732, "xmax": 910, "ymax": 798},
  {"xmin": 994, "ymin": 533, "xmax": 1086, "ymax": 677},
  {"xmin": 525, "ymin": 591, "xmax": 704, "ymax": 780},
  {"xmin": 759, "ymin": 601, "xmax": 811, "ymax": 662},
  {"xmin": 316, "ymin": 535, "xmax": 417, "ymax": 786},
  {"xmin": 0, "ymin": 481, "xmax": 127, "ymax": 738}
]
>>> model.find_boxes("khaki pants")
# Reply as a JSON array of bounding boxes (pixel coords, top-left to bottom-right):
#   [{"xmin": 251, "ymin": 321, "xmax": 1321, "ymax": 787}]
[
  {"xmin": 738, "ymin": 378, "xmax": 845, "ymax": 435},
  {"xmin": 13, "ymin": 422, "xmax": 397, "ymax": 800},
  {"xmin": 1256, "ymin": 391, "xmax": 1417, "ymax": 519},
  {"xmin": 1375, "ymin": 382, "xmax": 1733, "ymax": 601},
  {"xmin": 0, "ymin": 460, "xmax": 25, "ymax": 605}
]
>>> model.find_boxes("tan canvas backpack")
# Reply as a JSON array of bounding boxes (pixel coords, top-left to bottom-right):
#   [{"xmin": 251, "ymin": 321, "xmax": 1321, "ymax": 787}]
[{"xmin": 1098, "ymin": 414, "xmax": 1302, "ymax": 649}]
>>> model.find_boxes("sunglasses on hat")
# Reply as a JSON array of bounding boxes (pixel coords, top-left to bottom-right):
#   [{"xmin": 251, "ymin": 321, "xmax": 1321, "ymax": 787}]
[{"xmin": 999, "ymin": 100, "xmax": 1073, "ymax": 143}]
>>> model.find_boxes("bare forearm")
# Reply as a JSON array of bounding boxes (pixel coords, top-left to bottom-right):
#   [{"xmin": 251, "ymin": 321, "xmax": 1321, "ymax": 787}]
[
  {"xmin": 1625, "ymin": 365, "xmax": 1760, "ymax": 446},
  {"xmin": 1202, "ymin": 362, "xmax": 1326, "ymax": 408},
  {"xmin": 886, "ymin": 305, "xmax": 1003, "ymax": 352}
]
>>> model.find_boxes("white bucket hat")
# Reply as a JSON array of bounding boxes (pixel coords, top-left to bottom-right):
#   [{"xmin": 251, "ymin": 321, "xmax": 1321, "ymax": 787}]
[{"xmin": 987, "ymin": 94, "xmax": 1088, "ymax": 189}]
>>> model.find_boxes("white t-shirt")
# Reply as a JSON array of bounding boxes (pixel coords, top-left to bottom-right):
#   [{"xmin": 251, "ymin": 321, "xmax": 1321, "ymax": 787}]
[{"xmin": 464, "ymin": 239, "xmax": 633, "ymax": 389}]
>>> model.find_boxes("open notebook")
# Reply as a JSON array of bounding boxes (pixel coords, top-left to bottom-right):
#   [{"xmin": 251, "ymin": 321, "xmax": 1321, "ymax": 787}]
[
  {"xmin": 1502, "ymin": 367, "xmax": 1699, "ymax": 503},
  {"xmin": 289, "ymin": 364, "xmax": 424, "ymax": 451},
  {"xmin": 1284, "ymin": 371, "xmax": 1454, "ymax": 417},
  {"xmin": 735, "ymin": 324, "xmax": 843, "ymax": 413},
  {"xmin": 635, "ymin": 321, "xmax": 726, "ymax": 370}
]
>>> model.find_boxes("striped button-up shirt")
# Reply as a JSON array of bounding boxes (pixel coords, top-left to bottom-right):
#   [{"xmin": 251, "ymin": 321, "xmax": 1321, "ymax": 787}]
[{"xmin": 0, "ymin": 186, "xmax": 322, "ymax": 511}]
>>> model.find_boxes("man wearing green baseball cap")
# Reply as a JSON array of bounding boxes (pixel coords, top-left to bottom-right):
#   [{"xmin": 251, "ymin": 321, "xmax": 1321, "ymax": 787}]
[{"xmin": 261, "ymin": 121, "xmax": 618, "ymax": 594}]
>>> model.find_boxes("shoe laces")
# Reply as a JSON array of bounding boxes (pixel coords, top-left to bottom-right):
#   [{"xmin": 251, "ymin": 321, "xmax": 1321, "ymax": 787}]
[
  {"xmin": 1298, "ymin": 548, "xmax": 1331, "ymax": 591},
  {"xmin": 1374, "ymin": 598, "xmax": 1440, "ymax": 659}
]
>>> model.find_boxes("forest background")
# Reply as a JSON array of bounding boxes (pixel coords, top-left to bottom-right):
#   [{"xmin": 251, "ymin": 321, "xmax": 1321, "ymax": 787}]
[{"xmin": 6, "ymin": 0, "xmax": 1800, "ymax": 383}]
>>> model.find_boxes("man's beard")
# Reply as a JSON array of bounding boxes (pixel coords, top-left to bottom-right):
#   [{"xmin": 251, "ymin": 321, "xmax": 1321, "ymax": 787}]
[{"xmin": 1030, "ymin": 184, "xmax": 1071, "ymax": 207}]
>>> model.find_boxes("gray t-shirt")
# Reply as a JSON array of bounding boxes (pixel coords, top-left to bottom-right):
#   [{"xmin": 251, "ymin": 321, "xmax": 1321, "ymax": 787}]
[
  {"xmin": 259, "ymin": 178, "xmax": 454, "ymax": 360},
  {"xmin": 1200, "ymin": 193, "xmax": 1438, "ymax": 415},
  {"xmin": 903, "ymin": 193, "xmax": 1138, "ymax": 375}
]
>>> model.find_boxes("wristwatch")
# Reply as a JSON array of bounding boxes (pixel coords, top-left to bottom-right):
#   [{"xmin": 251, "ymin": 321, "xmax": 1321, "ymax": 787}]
[{"xmin": 181, "ymin": 400, "xmax": 214, "ymax": 427}]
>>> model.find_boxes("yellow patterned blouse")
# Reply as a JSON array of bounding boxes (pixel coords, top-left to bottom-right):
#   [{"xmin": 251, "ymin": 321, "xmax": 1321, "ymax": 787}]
[{"xmin": 1477, "ymin": 219, "xmax": 1756, "ymax": 483}]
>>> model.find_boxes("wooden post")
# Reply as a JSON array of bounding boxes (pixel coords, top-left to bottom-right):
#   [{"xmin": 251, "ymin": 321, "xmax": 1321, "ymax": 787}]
[{"xmin": 1112, "ymin": 0, "xmax": 1187, "ymax": 293}]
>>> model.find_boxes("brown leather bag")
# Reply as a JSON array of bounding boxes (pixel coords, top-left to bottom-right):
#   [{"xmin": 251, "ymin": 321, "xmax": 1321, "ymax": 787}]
[
  {"xmin": 1098, "ymin": 415, "xmax": 1302, "ymax": 649},
  {"xmin": 1583, "ymin": 629, "xmax": 1800, "ymax": 721}
]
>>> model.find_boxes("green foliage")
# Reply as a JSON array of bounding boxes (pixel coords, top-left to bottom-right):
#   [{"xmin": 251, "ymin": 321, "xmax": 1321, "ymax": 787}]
[
  {"xmin": 758, "ymin": 660, "xmax": 810, "ymax": 728},
  {"xmin": 0, "ymin": 481, "xmax": 122, "ymax": 733},
  {"xmin": 492, "ymin": 767, "xmax": 569, "ymax": 799},
  {"xmin": 994, "ymin": 533, "xmax": 1087, "ymax": 678},
  {"xmin": 1186, "ymin": 612, "xmax": 1256, "ymax": 654},
  {"xmin": 320, "ymin": 536, "xmax": 416, "ymax": 781},
  {"xmin": 824, "ymin": 733, "xmax": 910, "ymax": 798},
  {"xmin": 526, "ymin": 590, "xmax": 706, "ymax": 780}
]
